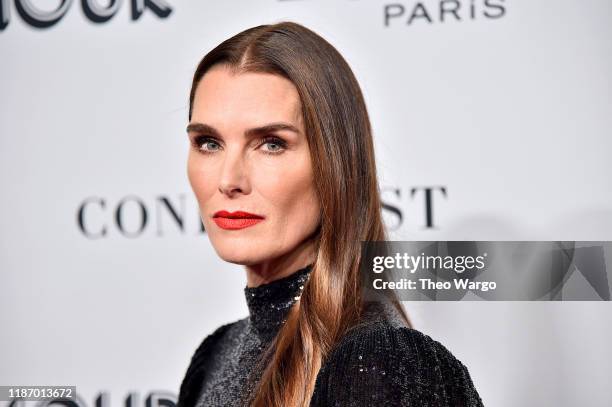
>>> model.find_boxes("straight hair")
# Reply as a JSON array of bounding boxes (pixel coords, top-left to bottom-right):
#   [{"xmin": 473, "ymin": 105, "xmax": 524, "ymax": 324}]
[{"xmin": 186, "ymin": 21, "xmax": 411, "ymax": 407}]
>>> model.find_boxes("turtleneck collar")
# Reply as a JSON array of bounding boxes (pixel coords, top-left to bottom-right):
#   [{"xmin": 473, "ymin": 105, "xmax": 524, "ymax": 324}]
[{"xmin": 244, "ymin": 264, "xmax": 313, "ymax": 339}]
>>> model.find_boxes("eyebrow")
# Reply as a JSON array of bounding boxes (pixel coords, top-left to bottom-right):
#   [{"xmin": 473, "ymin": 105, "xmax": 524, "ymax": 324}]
[{"xmin": 186, "ymin": 122, "xmax": 301, "ymax": 138}]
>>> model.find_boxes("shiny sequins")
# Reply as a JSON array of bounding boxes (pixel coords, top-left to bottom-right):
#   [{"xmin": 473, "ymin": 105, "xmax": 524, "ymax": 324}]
[
  {"xmin": 185, "ymin": 264, "xmax": 484, "ymax": 407},
  {"xmin": 194, "ymin": 264, "xmax": 313, "ymax": 407}
]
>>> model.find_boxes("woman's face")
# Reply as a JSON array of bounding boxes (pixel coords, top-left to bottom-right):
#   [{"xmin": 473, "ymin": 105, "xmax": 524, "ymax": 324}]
[{"xmin": 187, "ymin": 65, "xmax": 321, "ymax": 268}]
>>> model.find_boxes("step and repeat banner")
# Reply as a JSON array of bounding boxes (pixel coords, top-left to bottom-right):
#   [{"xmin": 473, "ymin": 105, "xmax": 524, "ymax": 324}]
[{"xmin": 1, "ymin": 1, "xmax": 611, "ymax": 406}]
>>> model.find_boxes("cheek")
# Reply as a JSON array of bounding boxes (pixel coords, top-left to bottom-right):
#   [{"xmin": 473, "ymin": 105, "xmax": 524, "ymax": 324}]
[
  {"xmin": 254, "ymin": 161, "xmax": 320, "ymax": 228},
  {"xmin": 187, "ymin": 155, "xmax": 217, "ymax": 204}
]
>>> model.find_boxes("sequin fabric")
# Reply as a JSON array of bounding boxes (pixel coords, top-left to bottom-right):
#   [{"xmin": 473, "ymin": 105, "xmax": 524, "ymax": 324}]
[{"xmin": 178, "ymin": 264, "xmax": 485, "ymax": 407}]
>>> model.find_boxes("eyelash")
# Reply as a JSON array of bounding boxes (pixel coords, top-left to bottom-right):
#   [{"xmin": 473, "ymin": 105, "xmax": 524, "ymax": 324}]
[{"xmin": 191, "ymin": 135, "xmax": 288, "ymax": 156}]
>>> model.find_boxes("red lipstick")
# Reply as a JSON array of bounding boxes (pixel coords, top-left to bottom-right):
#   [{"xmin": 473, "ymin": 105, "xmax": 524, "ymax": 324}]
[{"xmin": 212, "ymin": 210, "xmax": 265, "ymax": 230}]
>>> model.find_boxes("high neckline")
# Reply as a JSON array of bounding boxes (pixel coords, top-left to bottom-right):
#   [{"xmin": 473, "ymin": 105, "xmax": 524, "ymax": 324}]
[{"xmin": 244, "ymin": 264, "xmax": 313, "ymax": 339}]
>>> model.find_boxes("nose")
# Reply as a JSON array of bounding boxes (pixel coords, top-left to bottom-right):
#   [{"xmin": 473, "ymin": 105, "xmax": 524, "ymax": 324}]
[{"xmin": 218, "ymin": 148, "xmax": 250, "ymax": 197}]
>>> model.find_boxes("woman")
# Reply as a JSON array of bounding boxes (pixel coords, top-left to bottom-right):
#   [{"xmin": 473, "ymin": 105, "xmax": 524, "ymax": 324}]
[{"xmin": 177, "ymin": 21, "xmax": 484, "ymax": 407}]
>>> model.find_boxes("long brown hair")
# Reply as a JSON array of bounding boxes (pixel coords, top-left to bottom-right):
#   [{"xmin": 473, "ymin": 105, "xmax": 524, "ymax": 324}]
[{"xmin": 187, "ymin": 21, "xmax": 411, "ymax": 407}]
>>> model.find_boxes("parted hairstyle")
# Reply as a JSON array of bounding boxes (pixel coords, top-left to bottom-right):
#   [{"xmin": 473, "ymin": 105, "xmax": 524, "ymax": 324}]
[{"xmin": 184, "ymin": 21, "xmax": 411, "ymax": 407}]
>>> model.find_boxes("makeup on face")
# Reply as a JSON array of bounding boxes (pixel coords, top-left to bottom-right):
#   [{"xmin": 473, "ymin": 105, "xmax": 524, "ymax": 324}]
[
  {"xmin": 187, "ymin": 67, "xmax": 321, "ymax": 267},
  {"xmin": 213, "ymin": 210, "xmax": 265, "ymax": 230}
]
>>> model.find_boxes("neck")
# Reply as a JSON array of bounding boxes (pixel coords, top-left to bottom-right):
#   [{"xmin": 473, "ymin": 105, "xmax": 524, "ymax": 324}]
[
  {"xmin": 245, "ymin": 235, "xmax": 317, "ymax": 287},
  {"xmin": 244, "ymin": 263, "xmax": 313, "ymax": 339}
]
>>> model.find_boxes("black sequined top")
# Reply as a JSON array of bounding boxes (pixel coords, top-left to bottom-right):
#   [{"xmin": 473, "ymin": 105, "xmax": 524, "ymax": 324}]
[{"xmin": 177, "ymin": 264, "xmax": 485, "ymax": 406}]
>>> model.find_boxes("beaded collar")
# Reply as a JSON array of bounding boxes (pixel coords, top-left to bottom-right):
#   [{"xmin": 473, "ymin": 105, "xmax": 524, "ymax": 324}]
[{"xmin": 244, "ymin": 264, "xmax": 313, "ymax": 338}]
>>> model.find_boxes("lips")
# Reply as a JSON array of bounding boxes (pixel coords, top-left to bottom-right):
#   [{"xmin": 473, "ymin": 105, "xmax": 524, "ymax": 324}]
[{"xmin": 212, "ymin": 210, "xmax": 265, "ymax": 230}]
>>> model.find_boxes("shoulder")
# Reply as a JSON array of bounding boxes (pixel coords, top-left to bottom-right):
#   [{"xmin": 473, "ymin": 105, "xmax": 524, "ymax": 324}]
[
  {"xmin": 311, "ymin": 321, "xmax": 484, "ymax": 407},
  {"xmin": 186, "ymin": 317, "xmax": 246, "ymax": 365},
  {"xmin": 177, "ymin": 318, "xmax": 246, "ymax": 407}
]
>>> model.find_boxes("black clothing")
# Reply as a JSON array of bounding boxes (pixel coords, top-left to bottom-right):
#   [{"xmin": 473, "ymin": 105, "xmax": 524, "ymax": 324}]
[{"xmin": 177, "ymin": 264, "xmax": 484, "ymax": 406}]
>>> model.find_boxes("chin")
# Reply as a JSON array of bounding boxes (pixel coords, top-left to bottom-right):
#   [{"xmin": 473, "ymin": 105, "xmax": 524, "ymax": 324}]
[{"xmin": 211, "ymin": 240, "xmax": 266, "ymax": 266}]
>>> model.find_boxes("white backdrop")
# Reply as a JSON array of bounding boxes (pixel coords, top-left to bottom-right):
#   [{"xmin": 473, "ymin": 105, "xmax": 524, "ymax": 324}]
[{"xmin": 1, "ymin": 1, "xmax": 611, "ymax": 406}]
